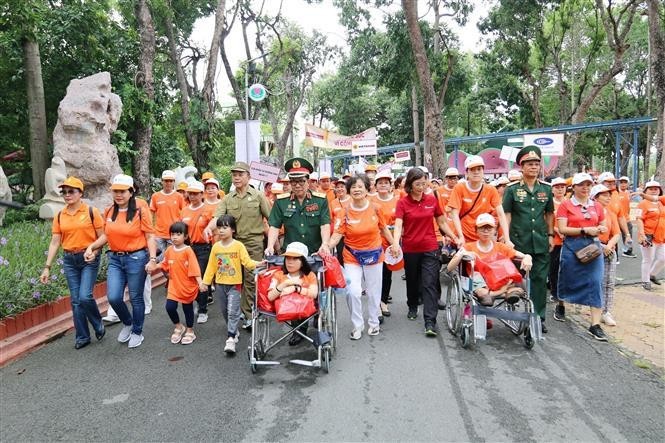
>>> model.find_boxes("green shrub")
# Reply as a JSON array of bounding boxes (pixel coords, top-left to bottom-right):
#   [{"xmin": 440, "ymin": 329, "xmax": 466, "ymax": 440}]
[
  {"xmin": 2, "ymin": 202, "xmax": 41, "ymax": 226},
  {"xmin": 0, "ymin": 220, "xmax": 108, "ymax": 319}
]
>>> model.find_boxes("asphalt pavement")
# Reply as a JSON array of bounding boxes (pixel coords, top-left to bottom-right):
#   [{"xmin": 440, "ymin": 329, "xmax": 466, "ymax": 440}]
[{"xmin": 1, "ymin": 258, "xmax": 664, "ymax": 442}]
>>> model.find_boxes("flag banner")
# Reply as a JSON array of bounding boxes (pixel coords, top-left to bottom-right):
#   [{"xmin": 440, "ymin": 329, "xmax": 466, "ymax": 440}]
[
  {"xmin": 235, "ymin": 120, "xmax": 261, "ymax": 163},
  {"xmin": 250, "ymin": 161, "xmax": 280, "ymax": 183},
  {"xmin": 304, "ymin": 124, "xmax": 377, "ymax": 151}
]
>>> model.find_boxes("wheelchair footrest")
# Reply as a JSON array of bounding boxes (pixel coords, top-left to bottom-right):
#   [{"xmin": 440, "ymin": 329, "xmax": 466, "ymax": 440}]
[
  {"xmin": 474, "ymin": 314, "xmax": 487, "ymax": 340},
  {"xmin": 530, "ymin": 315, "xmax": 544, "ymax": 340},
  {"xmin": 253, "ymin": 360, "xmax": 280, "ymax": 366},
  {"xmin": 289, "ymin": 359, "xmax": 321, "ymax": 368}
]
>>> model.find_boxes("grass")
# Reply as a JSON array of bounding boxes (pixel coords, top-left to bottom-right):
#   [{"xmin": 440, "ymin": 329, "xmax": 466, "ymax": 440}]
[
  {"xmin": 0, "ymin": 220, "xmax": 107, "ymax": 319},
  {"xmin": 633, "ymin": 359, "xmax": 652, "ymax": 370}
]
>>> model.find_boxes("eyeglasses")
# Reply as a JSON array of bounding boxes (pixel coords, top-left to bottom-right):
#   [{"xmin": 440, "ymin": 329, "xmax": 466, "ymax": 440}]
[
  {"xmin": 290, "ymin": 179, "xmax": 306, "ymax": 185},
  {"xmin": 60, "ymin": 189, "xmax": 78, "ymax": 195}
]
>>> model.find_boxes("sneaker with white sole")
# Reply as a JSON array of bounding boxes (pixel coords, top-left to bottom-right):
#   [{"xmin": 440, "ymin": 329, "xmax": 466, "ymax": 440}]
[
  {"xmin": 601, "ymin": 312, "xmax": 617, "ymax": 326},
  {"xmin": 117, "ymin": 325, "xmax": 132, "ymax": 343},
  {"xmin": 103, "ymin": 314, "xmax": 121, "ymax": 324},
  {"xmin": 197, "ymin": 313, "xmax": 208, "ymax": 324},
  {"xmin": 349, "ymin": 329, "xmax": 362, "ymax": 340},
  {"xmin": 224, "ymin": 337, "xmax": 236, "ymax": 353},
  {"xmin": 128, "ymin": 333, "xmax": 144, "ymax": 348},
  {"xmin": 144, "ymin": 308, "xmax": 151, "ymax": 315},
  {"xmin": 234, "ymin": 331, "xmax": 240, "ymax": 343},
  {"xmin": 367, "ymin": 326, "xmax": 380, "ymax": 336}
]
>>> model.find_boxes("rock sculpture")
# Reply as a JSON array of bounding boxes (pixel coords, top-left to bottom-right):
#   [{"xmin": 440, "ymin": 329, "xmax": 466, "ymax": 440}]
[
  {"xmin": 38, "ymin": 157, "xmax": 68, "ymax": 219},
  {"xmin": 174, "ymin": 165, "xmax": 198, "ymax": 185},
  {"xmin": 48, "ymin": 72, "xmax": 123, "ymax": 214},
  {"xmin": 0, "ymin": 166, "xmax": 12, "ymax": 226}
]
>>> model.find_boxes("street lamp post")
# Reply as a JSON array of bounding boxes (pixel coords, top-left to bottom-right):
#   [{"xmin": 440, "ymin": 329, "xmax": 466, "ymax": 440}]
[{"xmin": 242, "ymin": 52, "xmax": 271, "ymax": 164}]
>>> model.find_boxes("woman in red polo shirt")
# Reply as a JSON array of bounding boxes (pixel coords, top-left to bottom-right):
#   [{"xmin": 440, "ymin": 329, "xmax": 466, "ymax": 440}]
[
  {"xmin": 556, "ymin": 173, "xmax": 608, "ymax": 341},
  {"xmin": 390, "ymin": 168, "xmax": 460, "ymax": 337},
  {"xmin": 85, "ymin": 174, "xmax": 157, "ymax": 349},
  {"xmin": 41, "ymin": 177, "xmax": 105, "ymax": 349}
]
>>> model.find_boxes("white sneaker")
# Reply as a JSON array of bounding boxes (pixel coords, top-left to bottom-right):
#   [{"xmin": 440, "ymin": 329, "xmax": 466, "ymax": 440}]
[
  {"xmin": 224, "ymin": 337, "xmax": 236, "ymax": 353},
  {"xmin": 197, "ymin": 313, "xmax": 208, "ymax": 324},
  {"xmin": 117, "ymin": 325, "xmax": 132, "ymax": 343},
  {"xmin": 349, "ymin": 329, "xmax": 362, "ymax": 340},
  {"xmin": 234, "ymin": 331, "xmax": 240, "ymax": 343},
  {"xmin": 128, "ymin": 333, "xmax": 144, "ymax": 348},
  {"xmin": 601, "ymin": 312, "xmax": 617, "ymax": 326},
  {"xmin": 103, "ymin": 314, "xmax": 120, "ymax": 324},
  {"xmin": 144, "ymin": 308, "xmax": 151, "ymax": 315},
  {"xmin": 367, "ymin": 326, "xmax": 380, "ymax": 336}
]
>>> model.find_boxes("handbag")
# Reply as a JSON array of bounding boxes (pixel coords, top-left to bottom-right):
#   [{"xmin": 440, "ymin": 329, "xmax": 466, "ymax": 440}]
[
  {"xmin": 345, "ymin": 245, "xmax": 383, "ymax": 266},
  {"xmin": 571, "ymin": 242, "xmax": 602, "ymax": 264},
  {"xmin": 475, "ymin": 254, "xmax": 523, "ymax": 291},
  {"xmin": 322, "ymin": 254, "xmax": 346, "ymax": 288},
  {"xmin": 274, "ymin": 292, "xmax": 317, "ymax": 322}
]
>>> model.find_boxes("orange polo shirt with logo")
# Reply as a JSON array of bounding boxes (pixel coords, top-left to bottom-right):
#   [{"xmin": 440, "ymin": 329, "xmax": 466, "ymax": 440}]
[
  {"xmin": 150, "ymin": 190, "xmax": 185, "ymax": 239},
  {"xmin": 447, "ymin": 182, "xmax": 501, "ymax": 242},
  {"xmin": 636, "ymin": 199, "xmax": 665, "ymax": 243},
  {"xmin": 52, "ymin": 204, "xmax": 104, "ymax": 251},
  {"xmin": 161, "ymin": 245, "xmax": 201, "ymax": 303},
  {"xmin": 180, "ymin": 204, "xmax": 214, "ymax": 244},
  {"xmin": 607, "ymin": 191, "xmax": 626, "ymax": 220},
  {"xmin": 371, "ymin": 193, "xmax": 399, "ymax": 248},
  {"xmin": 103, "ymin": 206, "xmax": 154, "ymax": 252},
  {"xmin": 598, "ymin": 207, "xmax": 620, "ymax": 244},
  {"xmin": 335, "ymin": 202, "xmax": 386, "ymax": 265}
]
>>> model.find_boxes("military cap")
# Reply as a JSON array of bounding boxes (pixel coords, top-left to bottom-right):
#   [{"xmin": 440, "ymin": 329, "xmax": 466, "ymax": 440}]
[
  {"xmin": 284, "ymin": 157, "xmax": 314, "ymax": 179},
  {"xmin": 516, "ymin": 145, "xmax": 542, "ymax": 165}
]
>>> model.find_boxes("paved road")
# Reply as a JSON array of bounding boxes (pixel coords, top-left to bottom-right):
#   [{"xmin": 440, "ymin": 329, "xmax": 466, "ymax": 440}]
[{"xmin": 1, "ymin": 270, "xmax": 663, "ymax": 442}]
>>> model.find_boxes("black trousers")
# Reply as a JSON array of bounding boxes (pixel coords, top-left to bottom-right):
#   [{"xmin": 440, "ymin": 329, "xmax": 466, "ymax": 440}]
[
  {"xmin": 549, "ymin": 245, "xmax": 562, "ymax": 301},
  {"xmin": 381, "ymin": 262, "xmax": 392, "ymax": 303},
  {"xmin": 404, "ymin": 250, "xmax": 440, "ymax": 324},
  {"xmin": 191, "ymin": 243, "xmax": 212, "ymax": 313}
]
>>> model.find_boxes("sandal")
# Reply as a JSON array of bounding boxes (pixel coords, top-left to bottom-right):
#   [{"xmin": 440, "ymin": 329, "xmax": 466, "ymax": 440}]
[
  {"xmin": 181, "ymin": 331, "xmax": 196, "ymax": 345},
  {"xmin": 170, "ymin": 326, "xmax": 186, "ymax": 344}
]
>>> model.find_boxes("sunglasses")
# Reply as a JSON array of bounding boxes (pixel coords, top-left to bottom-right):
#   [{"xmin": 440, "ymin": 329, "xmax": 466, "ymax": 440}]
[{"xmin": 60, "ymin": 189, "xmax": 79, "ymax": 195}]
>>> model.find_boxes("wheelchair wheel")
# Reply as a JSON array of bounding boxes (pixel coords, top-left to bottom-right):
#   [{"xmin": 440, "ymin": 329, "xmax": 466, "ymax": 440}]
[
  {"xmin": 524, "ymin": 328, "xmax": 534, "ymax": 349},
  {"xmin": 247, "ymin": 348, "xmax": 258, "ymax": 373},
  {"xmin": 445, "ymin": 274, "xmax": 463, "ymax": 335},
  {"xmin": 459, "ymin": 323, "xmax": 472, "ymax": 349},
  {"xmin": 323, "ymin": 347, "xmax": 331, "ymax": 373}
]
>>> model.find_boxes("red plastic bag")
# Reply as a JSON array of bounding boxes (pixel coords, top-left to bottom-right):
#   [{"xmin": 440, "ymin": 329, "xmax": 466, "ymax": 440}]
[
  {"xmin": 475, "ymin": 255, "xmax": 523, "ymax": 291},
  {"xmin": 322, "ymin": 254, "xmax": 346, "ymax": 288},
  {"xmin": 256, "ymin": 268, "xmax": 278, "ymax": 313},
  {"xmin": 274, "ymin": 292, "xmax": 317, "ymax": 322}
]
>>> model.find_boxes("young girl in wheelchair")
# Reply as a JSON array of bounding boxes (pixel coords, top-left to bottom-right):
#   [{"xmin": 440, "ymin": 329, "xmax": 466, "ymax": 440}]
[{"xmin": 447, "ymin": 213, "xmax": 532, "ymax": 306}]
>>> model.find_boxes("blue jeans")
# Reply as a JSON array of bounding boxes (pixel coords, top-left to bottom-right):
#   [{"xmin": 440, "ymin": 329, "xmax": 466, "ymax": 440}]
[
  {"xmin": 62, "ymin": 252, "xmax": 102, "ymax": 345},
  {"xmin": 107, "ymin": 249, "xmax": 148, "ymax": 334},
  {"xmin": 218, "ymin": 284, "xmax": 241, "ymax": 337}
]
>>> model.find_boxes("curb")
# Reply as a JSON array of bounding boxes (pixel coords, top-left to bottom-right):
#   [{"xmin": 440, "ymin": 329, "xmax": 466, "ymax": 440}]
[{"xmin": 0, "ymin": 273, "xmax": 166, "ymax": 368}]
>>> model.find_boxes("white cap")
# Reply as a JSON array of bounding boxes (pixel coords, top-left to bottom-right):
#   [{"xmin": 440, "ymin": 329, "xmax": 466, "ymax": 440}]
[
  {"xmin": 551, "ymin": 177, "xmax": 567, "ymax": 186},
  {"xmin": 319, "ymin": 172, "xmax": 331, "ymax": 180},
  {"xmin": 490, "ymin": 180, "xmax": 499, "ymax": 187},
  {"xmin": 572, "ymin": 172, "xmax": 593, "ymax": 186},
  {"xmin": 283, "ymin": 241, "xmax": 308, "ymax": 258},
  {"xmin": 644, "ymin": 180, "xmax": 661, "ymax": 190},
  {"xmin": 309, "ymin": 172, "xmax": 319, "ymax": 181},
  {"xmin": 205, "ymin": 178, "xmax": 220, "ymax": 188},
  {"xmin": 464, "ymin": 155, "xmax": 484, "ymax": 170},
  {"xmin": 597, "ymin": 172, "xmax": 616, "ymax": 183},
  {"xmin": 497, "ymin": 176, "xmax": 510, "ymax": 185},
  {"xmin": 590, "ymin": 184, "xmax": 610, "ymax": 199},
  {"xmin": 110, "ymin": 174, "xmax": 134, "ymax": 191},
  {"xmin": 417, "ymin": 166, "xmax": 429, "ymax": 174},
  {"xmin": 619, "ymin": 176, "xmax": 630, "ymax": 182},
  {"xmin": 270, "ymin": 182, "xmax": 284, "ymax": 194},
  {"xmin": 161, "ymin": 170, "xmax": 176, "ymax": 180},
  {"xmin": 186, "ymin": 181, "xmax": 205, "ymax": 192},
  {"xmin": 508, "ymin": 169, "xmax": 522, "ymax": 181},
  {"xmin": 475, "ymin": 213, "xmax": 496, "ymax": 227},
  {"xmin": 375, "ymin": 170, "xmax": 393, "ymax": 182},
  {"xmin": 445, "ymin": 167, "xmax": 460, "ymax": 177}
]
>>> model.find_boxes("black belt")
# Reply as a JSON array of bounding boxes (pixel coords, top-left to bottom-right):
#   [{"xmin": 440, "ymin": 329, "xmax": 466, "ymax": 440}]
[
  {"xmin": 110, "ymin": 248, "xmax": 146, "ymax": 256},
  {"xmin": 64, "ymin": 249, "xmax": 86, "ymax": 255}
]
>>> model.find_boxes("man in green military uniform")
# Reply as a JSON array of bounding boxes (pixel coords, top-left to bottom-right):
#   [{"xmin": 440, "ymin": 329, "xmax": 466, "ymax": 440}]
[
  {"xmin": 265, "ymin": 157, "xmax": 331, "ymax": 256},
  {"xmin": 502, "ymin": 146, "xmax": 555, "ymax": 333},
  {"xmin": 204, "ymin": 161, "xmax": 272, "ymax": 328}
]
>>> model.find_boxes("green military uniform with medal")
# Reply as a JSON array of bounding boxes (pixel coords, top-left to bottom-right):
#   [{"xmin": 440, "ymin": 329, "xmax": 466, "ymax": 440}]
[
  {"xmin": 268, "ymin": 157, "xmax": 331, "ymax": 253},
  {"xmin": 502, "ymin": 146, "xmax": 554, "ymax": 320}
]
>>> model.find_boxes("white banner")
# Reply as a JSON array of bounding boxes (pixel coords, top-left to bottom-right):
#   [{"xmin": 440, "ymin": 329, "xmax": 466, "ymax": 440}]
[
  {"xmin": 393, "ymin": 150, "xmax": 411, "ymax": 162},
  {"xmin": 318, "ymin": 159, "xmax": 332, "ymax": 175},
  {"xmin": 304, "ymin": 124, "xmax": 377, "ymax": 151},
  {"xmin": 249, "ymin": 161, "xmax": 280, "ymax": 183},
  {"xmin": 500, "ymin": 145, "xmax": 520, "ymax": 162},
  {"xmin": 523, "ymin": 133, "xmax": 564, "ymax": 156},
  {"xmin": 234, "ymin": 120, "xmax": 261, "ymax": 163}
]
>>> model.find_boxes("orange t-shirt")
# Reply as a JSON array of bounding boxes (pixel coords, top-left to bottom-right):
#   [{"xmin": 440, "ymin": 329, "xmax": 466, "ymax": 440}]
[
  {"xmin": 330, "ymin": 196, "xmax": 351, "ymax": 234},
  {"xmin": 607, "ymin": 191, "xmax": 626, "ymax": 219},
  {"xmin": 335, "ymin": 202, "xmax": 386, "ymax": 265},
  {"xmin": 161, "ymin": 245, "xmax": 201, "ymax": 303},
  {"xmin": 636, "ymin": 199, "xmax": 665, "ymax": 243},
  {"xmin": 463, "ymin": 240, "xmax": 517, "ymax": 261},
  {"xmin": 52, "ymin": 204, "xmax": 104, "ymax": 251},
  {"xmin": 270, "ymin": 270, "xmax": 318, "ymax": 297},
  {"xmin": 617, "ymin": 190, "xmax": 630, "ymax": 220},
  {"xmin": 103, "ymin": 206, "xmax": 153, "ymax": 252},
  {"xmin": 180, "ymin": 204, "xmax": 214, "ymax": 244},
  {"xmin": 447, "ymin": 182, "xmax": 501, "ymax": 242},
  {"xmin": 598, "ymin": 207, "xmax": 620, "ymax": 244},
  {"xmin": 552, "ymin": 198, "xmax": 566, "ymax": 246},
  {"xmin": 150, "ymin": 190, "xmax": 185, "ymax": 239},
  {"xmin": 371, "ymin": 193, "xmax": 399, "ymax": 249}
]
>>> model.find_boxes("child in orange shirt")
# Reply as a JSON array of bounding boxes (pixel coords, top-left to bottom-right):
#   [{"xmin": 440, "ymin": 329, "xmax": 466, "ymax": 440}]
[{"xmin": 162, "ymin": 222, "xmax": 203, "ymax": 345}]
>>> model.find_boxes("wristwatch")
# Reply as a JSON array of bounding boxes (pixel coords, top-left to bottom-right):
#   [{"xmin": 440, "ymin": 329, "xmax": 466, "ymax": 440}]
[{"xmin": 580, "ymin": 227, "xmax": 585, "ymax": 235}]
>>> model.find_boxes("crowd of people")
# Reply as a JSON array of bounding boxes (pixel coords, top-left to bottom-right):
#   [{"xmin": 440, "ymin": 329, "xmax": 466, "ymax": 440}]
[{"xmin": 40, "ymin": 146, "xmax": 664, "ymax": 351}]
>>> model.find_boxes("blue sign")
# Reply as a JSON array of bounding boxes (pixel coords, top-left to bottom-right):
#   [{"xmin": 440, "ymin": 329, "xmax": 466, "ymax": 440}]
[{"xmin": 534, "ymin": 137, "xmax": 554, "ymax": 146}]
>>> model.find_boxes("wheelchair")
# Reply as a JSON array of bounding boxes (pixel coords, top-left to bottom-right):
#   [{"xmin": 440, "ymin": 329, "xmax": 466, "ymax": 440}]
[
  {"xmin": 248, "ymin": 255, "xmax": 337, "ymax": 373},
  {"xmin": 443, "ymin": 255, "xmax": 542, "ymax": 349}
]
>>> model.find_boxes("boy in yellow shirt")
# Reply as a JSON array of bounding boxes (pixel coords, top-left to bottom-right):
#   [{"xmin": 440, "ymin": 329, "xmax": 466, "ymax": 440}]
[{"xmin": 201, "ymin": 215, "xmax": 262, "ymax": 353}]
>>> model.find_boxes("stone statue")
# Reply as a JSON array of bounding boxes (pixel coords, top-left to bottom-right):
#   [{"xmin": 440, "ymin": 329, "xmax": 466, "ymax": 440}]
[
  {"xmin": 38, "ymin": 157, "xmax": 68, "ymax": 219},
  {"xmin": 175, "ymin": 165, "xmax": 198, "ymax": 185},
  {"xmin": 48, "ymin": 71, "xmax": 123, "ymax": 214},
  {"xmin": 0, "ymin": 166, "xmax": 12, "ymax": 226}
]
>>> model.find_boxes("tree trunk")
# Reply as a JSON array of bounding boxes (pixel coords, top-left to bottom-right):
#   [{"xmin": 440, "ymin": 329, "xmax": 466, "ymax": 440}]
[
  {"xmin": 133, "ymin": 0, "xmax": 156, "ymax": 196},
  {"xmin": 22, "ymin": 39, "xmax": 48, "ymax": 201},
  {"xmin": 403, "ymin": 0, "xmax": 446, "ymax": 178},
  {"xmin": 164, "ymin": 12, "xmax": 198, "ymax": 155},
  {"xmin": 647, "ymin": 0, "xmax": 665, "ymax": 181},
  {"xmin": 411, "ymin": 83, "xmax": 422, "ymax": 166}
]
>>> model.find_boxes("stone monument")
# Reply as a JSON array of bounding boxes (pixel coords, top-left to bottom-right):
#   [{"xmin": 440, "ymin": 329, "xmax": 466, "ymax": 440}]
[
  {"xmin": 0, "ymin": 166, "xmax": 12, "ymax": 226},
  {"xmin": 38, "ymin": 157, "xmax": 68, "ymax": 219},
  {"xmin": 44, "ymin": 71, "xmax": 123, "ymax": 216},
  {"xmin": 174, "ymin": 165, "xmax": 198, "ymax": 185}
]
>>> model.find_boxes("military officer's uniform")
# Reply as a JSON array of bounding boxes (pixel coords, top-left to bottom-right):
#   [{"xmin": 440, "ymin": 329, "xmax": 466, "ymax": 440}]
[{"xmin": 502, "ymin": 146, "xmax": 554, "ymax": 321}]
